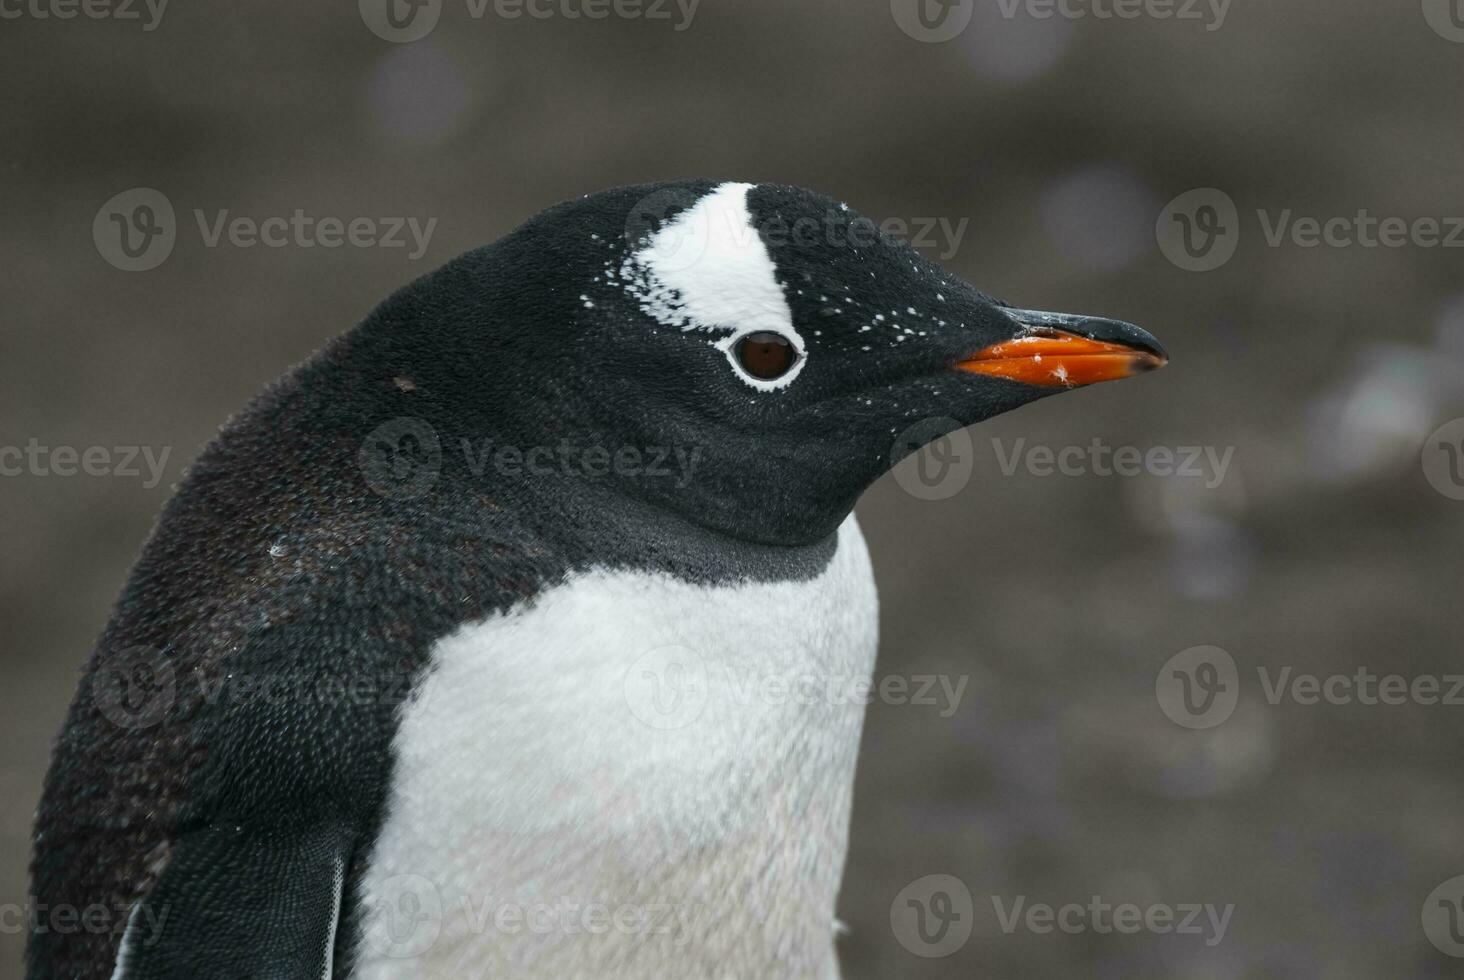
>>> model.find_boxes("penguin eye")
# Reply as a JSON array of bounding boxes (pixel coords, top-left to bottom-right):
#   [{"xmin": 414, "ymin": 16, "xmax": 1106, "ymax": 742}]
[{"xmin": 734, "ymin": 332, "xmax": 799, "ymax": 380}]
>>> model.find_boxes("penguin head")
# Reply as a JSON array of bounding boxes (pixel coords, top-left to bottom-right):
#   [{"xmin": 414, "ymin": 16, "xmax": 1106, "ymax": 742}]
[{"xmin": 358, "ymin": 180, "xmax": 1165, "ymax": 547}]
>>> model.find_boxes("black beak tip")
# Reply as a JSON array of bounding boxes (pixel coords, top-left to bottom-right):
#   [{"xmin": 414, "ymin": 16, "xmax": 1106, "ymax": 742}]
[
  {"xmin": 1002, "ymin": 309, "xmax": 1168, "ymax": 366},
  {"xmin": 1075, "ymin": 316, "xmax": 1169, "ymax": 364}
]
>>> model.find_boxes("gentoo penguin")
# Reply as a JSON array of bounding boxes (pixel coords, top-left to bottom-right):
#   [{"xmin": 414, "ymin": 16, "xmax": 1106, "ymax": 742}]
[{"xmin": 28, "ymin": 180, "xmax": 1165, "ymax": 980}]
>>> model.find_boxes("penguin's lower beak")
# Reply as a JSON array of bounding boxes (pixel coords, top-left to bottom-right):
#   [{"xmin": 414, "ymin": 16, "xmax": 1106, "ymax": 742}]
[{"xmin": 957, "ymin": 309, "xmax": 1168, "ymax": 388}]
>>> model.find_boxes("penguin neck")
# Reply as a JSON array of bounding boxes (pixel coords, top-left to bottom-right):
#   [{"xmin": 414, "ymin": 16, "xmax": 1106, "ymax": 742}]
[
  {"xmin": 543, "ymin": 475, "xmax": 847, "ymax": 584},
  {"xmin": 422, "ymin": 462, "xmax": 848, "ymax": 587}
]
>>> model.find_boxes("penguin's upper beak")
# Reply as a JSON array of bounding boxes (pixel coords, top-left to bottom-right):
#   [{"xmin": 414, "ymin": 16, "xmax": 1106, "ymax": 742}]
[{"xmin": 957, "ymin": 309, "xmax": 1168, "ymax": 388}]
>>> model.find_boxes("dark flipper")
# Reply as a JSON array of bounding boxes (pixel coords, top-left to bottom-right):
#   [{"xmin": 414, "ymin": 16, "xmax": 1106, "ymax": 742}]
[{"xmin": 114, "ymin": 821, "xmax": 352, "ymax": 980}]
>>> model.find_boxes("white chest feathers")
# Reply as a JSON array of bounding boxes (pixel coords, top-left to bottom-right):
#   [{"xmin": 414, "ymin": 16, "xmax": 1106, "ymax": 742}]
[{"xmin": 351, "ymin": 517, "xmax": 878, "ymax": 980}]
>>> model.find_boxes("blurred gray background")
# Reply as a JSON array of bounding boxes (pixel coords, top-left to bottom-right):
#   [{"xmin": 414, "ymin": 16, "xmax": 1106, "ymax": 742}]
[{"xmin": 4, "ymin": 0, "xmax": 1464, "ymax": 976}]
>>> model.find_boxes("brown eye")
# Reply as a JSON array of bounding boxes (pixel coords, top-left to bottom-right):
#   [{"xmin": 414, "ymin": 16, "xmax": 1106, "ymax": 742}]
[{"xmin": 735, "ymin": 332, "xmax": 799, "ymax": 380}]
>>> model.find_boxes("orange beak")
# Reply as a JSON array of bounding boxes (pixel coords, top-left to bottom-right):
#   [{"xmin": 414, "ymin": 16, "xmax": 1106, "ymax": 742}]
[{"xmin": 956, "ymin": 314, "xmax": 1168, "ymax": 388}]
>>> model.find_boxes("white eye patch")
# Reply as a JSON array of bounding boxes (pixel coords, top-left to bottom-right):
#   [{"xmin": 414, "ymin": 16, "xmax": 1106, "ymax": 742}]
[{"xmin": 621, "ymin": 182, "xmax": 807, "ymax": 392}]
